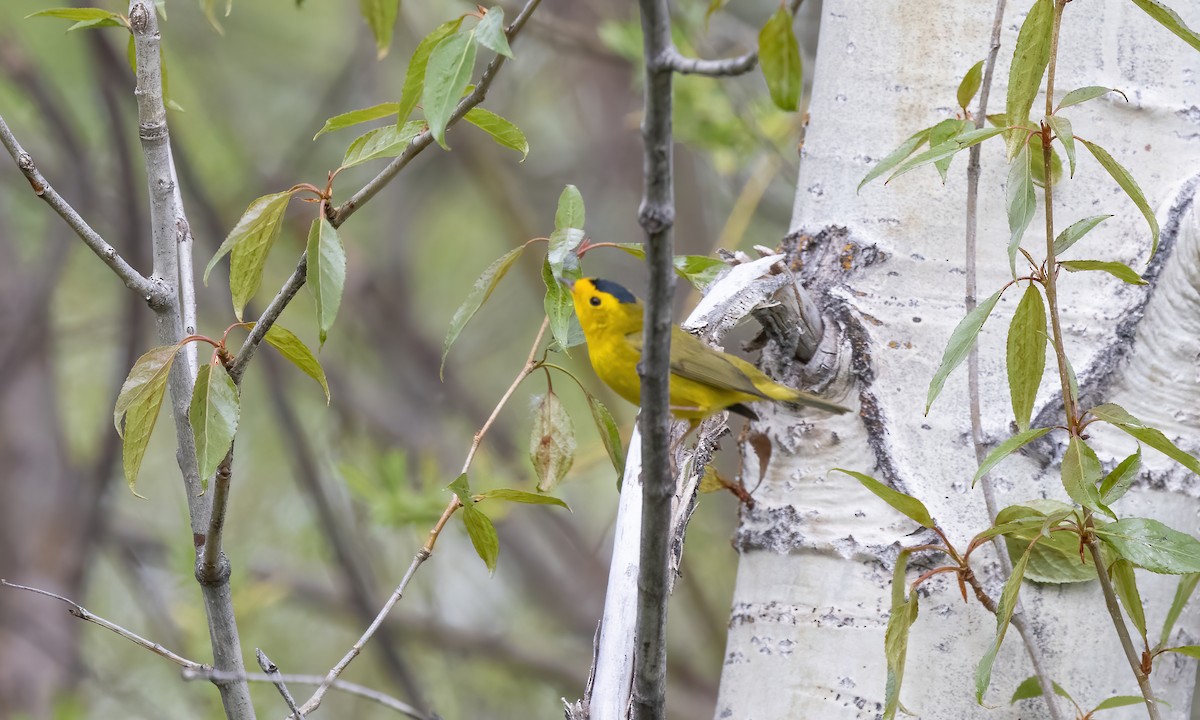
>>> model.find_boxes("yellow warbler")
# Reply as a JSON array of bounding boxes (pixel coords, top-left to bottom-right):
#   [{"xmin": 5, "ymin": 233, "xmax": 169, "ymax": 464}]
[{"xmin": 568, "ymin": 277, "xmax": 849, "ymax": 423}]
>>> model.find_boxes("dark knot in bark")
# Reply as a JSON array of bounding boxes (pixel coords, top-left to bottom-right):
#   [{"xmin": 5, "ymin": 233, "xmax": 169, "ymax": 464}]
[{"xmin": 638, "ymin": 201, "xmax": 675, "ymax": 236}]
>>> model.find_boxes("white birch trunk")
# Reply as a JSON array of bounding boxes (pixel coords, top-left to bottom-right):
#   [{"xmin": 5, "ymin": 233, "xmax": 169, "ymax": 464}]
[{"xmin": 716, "ymin": 1, "xmax": 1200, "ymax": 718}]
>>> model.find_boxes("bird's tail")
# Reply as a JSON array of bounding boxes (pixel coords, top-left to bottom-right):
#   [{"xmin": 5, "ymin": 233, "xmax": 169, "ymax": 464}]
[{"xmin": 758, "ymin": 381, "xmax": 851, "ymax": 415}]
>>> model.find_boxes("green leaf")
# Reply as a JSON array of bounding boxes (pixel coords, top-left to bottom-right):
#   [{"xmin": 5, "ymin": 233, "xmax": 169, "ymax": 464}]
[
  {"xmin": 706, "ymin": 0, "xmax": 730, "ymax": 23},
  {"xmin": 1007, "ymin": 524, "xmax": 1096, "ymax": 583},
  {"xmin": 1047, "ymin": 115, "xmax": 1076, "ymax": 178},
  {"xmin": 359, "ymin": 0, "xmax": 400, "ymax": 58},
  {"xmin": 423, "ymin": 30, "xmax": 478, "ymax": 150},
  {"xmin": 758, "ymin": 5, "xmax": 802, "ymax": 112},
  {"xmin": 1057, "ymin": 86, "xmax": 1122, "ymax": 111},
  {"xmin": 1030, "ymin": 143, "xmax": 1062, "ymax": 188},
  {"xmin": 67, "ymin": 16, "xmax": 125, "ymax": 30},
  {"xmin": 398, "ymin": 18, "xmax": 464, "ymax": 126},
  {"xmin": 199, "ymin": 0, "xmax": 231, "ymax": 33},
  {"xmin": 476, "ymin": 488, "xmax": 570, "ymax": 509},
  {"xmin": 530, "ymin": 389, "xmax": 576, "ymax": 493},
  {"xmin": 463, "ymin": 107, "xmax": 528, "ymax": 159},
  {"xmin": 441, "ymin": 246, "xmax": 526, "ymax": 378},
  {"xmin": 1006, "ymin": 284, "xmax": 1047, "ymax": 431},
  {"xmin": 926, "ymin": 288, "xmax": 1003, "ymax": 414},
  {"xmin": 474, "ymin": 6, "xmax": 513, "ymax": 58},
  {"xmin": 976, "ymin": 535, "xmax": 1035, "ymax": 702},
  {"xmin": 1089, "ymin": 403, "xmax": 1200, "ymax": 475},
  {"xmin": 114, "ymin": 345, "xmax": 179, "ymax": 496},
  {"xmin": 542, "ymin": 257, "xmax": 579, "ymax": 355},
  {"xmin": 548, "ymin": 185, "xmax": 586, "ymax": 282},
  {"xmin": 1010, "ymin": 676, "xmax": 1073, "ymax": 704},
  {"xmin": 1060, "ymin": 260, "xmax": 1146, "ymax": 285},
  {"xmin": 859, "ymin": 127, "xmax": 930, "ymax": 192},
  {"xmin": 1007, "ymin": 142, "xmax": 1036, "ymax": 276},
  {"xmin": 447, "ymin": 473, "xmax": 473, "ymax": 506},
  {"xmin": 1097, "ymin": 518, "xmax": 1200, "ymax": 574},
  {"xmin": 26, "ymin": 7, "xmax": 124, "ymax": 23},
  {"xmin": 1079, "ymin": 138, "xmax": 1160, "ymax": 256},
  {"xmin": 973, "ymin": 428, "xmax": 1053, "ymax": 487},
  {"xmin": 189, "ymin": 358, "xmax": 240, "ymax": 485},
  {"xmin": 888, "ymin": 127, "xmax": 1007, "ymax": 183},
  {"xmin": 883, "ymin": 550, "xmax": 918, "ymax": 720},
  {"xmin": 554, "ymin": 184, "xmax": 586, "ymax": 231},
  {"xmin": 1005, "ymin": 0, "xmax": 1053, "ymax": 157},
  {"xmin": 205, "ymin": 191, "xmax": 294, "ymax": 320},
  {"xmin": 1109, "ymin": 558, "xmax": 1148, "ymax": 640},
  {"xmin": 305, "ymin": 217, "xmax": 346, "ymax": 348},
  {"xmin": 1053, "ymin": 215, "xmax": 1113, "ymax": 256},
  {"xmin": 1163, "ymin": 645, "xmax": 1200, "ymax": 659},
  {"xmin": 314, "ymin": 102, "xmax": 399, "ymax": 140},
  {"xmin": 1093, "ymin": 696, "xmax": 1149, "ymax": 712},
  {"xmin": 957, "ymin": 60, "xmax": 985, "ymax": 112},
  {"xmin": 587, "ymin": 393, "xmax": 625, "ymax": 476},
  {"xmin": 1128, "ymin": 0, "xmax": 1200, "ymax": 52},
  {"xmin": 441, "ymin": 244, "xmax": 525, "ymax": 376},
  {"xmin": 832, "ymin": 469, "xmax": 934, "ymax": 528},
  {"xmin": 1100, "ymin": 447, "xmax": 1142, "ymax": 504},
  {"xmin": 1160, "ymin": 573, "xmax": 1200, "ymax": 645},
  {"xmin": 341, "ymin": 121, "xmax": 426, "ymax": 169},
  {"xmin": 254, "ymin": 323, "xmax": 329, "ymax": 403},
  {"xmin": 1064, "ymin": 351, "xmax": 1080, "ymax": 408},
  {"xmin": 994, "ymin": 503, "xmax": 1089, "ymax": 584},
  {"xmin": 1062, "ymin": 437, "xmax": 1105, "ymax": 514},
  {"xmin": 673, "ymin": 255, "xmax": 727, "ymax": 291},
  {"xmin": 462, "ymin": 504, "xmax": 500, "ymax": 574},
  {"xmin": 929, "ymin": 118, "xmax": 971, "ymax": 182}
]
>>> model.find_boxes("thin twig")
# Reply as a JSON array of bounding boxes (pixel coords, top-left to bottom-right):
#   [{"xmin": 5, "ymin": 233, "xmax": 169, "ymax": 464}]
[
  {"xmin": 183, "ymin": 668, "xmax": 432, "ymax": 720},
  {"xmin": 664, "ymin": 0, "xmax": 804, "ymax": 77},
  {"xmin": 1086, "ymin": 538, "xmax": 1161, "ymax": 719},
  {"xmin": 961, "ymin": 1, "xmax": 1064, "ymax": 718},
  {"xmin": 330, "ymin": 0, "xmax": 544, "ymax": 225},
  {"xmin": 291, "ymin": 316, "xmax": 549, "ymax": 718},
  {"xmin": 2, "ymin": 581, "xmax": 427, "ymax": 720},
  {"xmin": 1, "ymin": 579, "xmax": 205, "ymax": 671},
  {"xmin": 257, "ymin": 649, "xmax": 304, "ymax": 719},
  {"xmin": 0, "ymin": 114, "xmax": 163, "ymax": 304},
  {"xmin": 664, "ymin": 46, "xmax": 758, "ymax": 77},
  {"xmin": 232, "ymin": 0, "xmax": 544, "ymax": 385},
  {"xmin": 1038, "ymin": 1, "xmax": 1157, "ymax": 715}
]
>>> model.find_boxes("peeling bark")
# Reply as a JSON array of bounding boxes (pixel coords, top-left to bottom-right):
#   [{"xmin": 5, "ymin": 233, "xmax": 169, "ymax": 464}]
[{"xmin": 717, "ymin": 1, "xmax": 1200, "ymax": 718}]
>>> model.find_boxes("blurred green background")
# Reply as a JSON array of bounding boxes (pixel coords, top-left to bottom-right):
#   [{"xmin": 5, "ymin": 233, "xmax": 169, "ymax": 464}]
[{"xmin": 0, "ymin": 1, "xmax": 819, "ymax": 717}]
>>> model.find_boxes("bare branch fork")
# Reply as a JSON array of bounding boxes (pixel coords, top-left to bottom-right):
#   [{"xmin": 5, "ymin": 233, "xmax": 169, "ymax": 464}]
[
  {"xmin": 0, "ymin": 581, "xmax": 427, "ymax": 719},
  {"xmin": 0, "ymin": 114, "xmax": 166, "ymax": 304},
  {"xmin": 662, "ymin": 0, "xmax": 804, "ymax": 77}
]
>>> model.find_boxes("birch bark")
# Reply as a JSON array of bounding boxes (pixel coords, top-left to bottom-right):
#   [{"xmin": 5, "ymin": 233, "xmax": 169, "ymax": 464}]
[{"xmin": 716, "ymin": 1, "xmax": 1200, "ymax": 718}]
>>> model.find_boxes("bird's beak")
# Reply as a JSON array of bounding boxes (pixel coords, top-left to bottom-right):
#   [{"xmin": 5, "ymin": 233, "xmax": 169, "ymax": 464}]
[{"xmin": 558, "ymin": 276, "xmax": 575, "ymax": 292}]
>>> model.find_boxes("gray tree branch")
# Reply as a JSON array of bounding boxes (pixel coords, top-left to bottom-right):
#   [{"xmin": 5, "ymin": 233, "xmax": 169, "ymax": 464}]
[
  {"xmin": 664, "ymin": 0, "xmax": 803, "ymax": 77},
  {"xmin": 126, "ymin": 2, "xmax": 254, "ymax": 718},
  {"xmin": 0, "ymin": 114, "xmax": 163, "ymax": 304},
  {"xmin": 184, "ymin": 668, "xmax": 431, "ymax": 720},
  {"xmin": 633, "ymin": 0, "xmax": 677, "ymax": 718}
]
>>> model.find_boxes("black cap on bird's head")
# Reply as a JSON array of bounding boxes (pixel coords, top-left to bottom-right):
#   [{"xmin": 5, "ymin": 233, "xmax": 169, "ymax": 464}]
[{"xmin": 588, "ymin": 278, "xmax": 638, "ymax": 304}]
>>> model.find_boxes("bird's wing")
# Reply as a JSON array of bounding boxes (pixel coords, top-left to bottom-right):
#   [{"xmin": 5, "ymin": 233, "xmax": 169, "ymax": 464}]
[{"xmin": 627, "ymin": 329, "xmax": 767, "ymax": 399}]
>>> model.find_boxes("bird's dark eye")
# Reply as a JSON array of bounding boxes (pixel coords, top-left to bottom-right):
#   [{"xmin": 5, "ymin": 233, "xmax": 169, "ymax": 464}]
[{"xmin": 589, "ymin": 296, "xmax": 601, "ymax": 306}]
